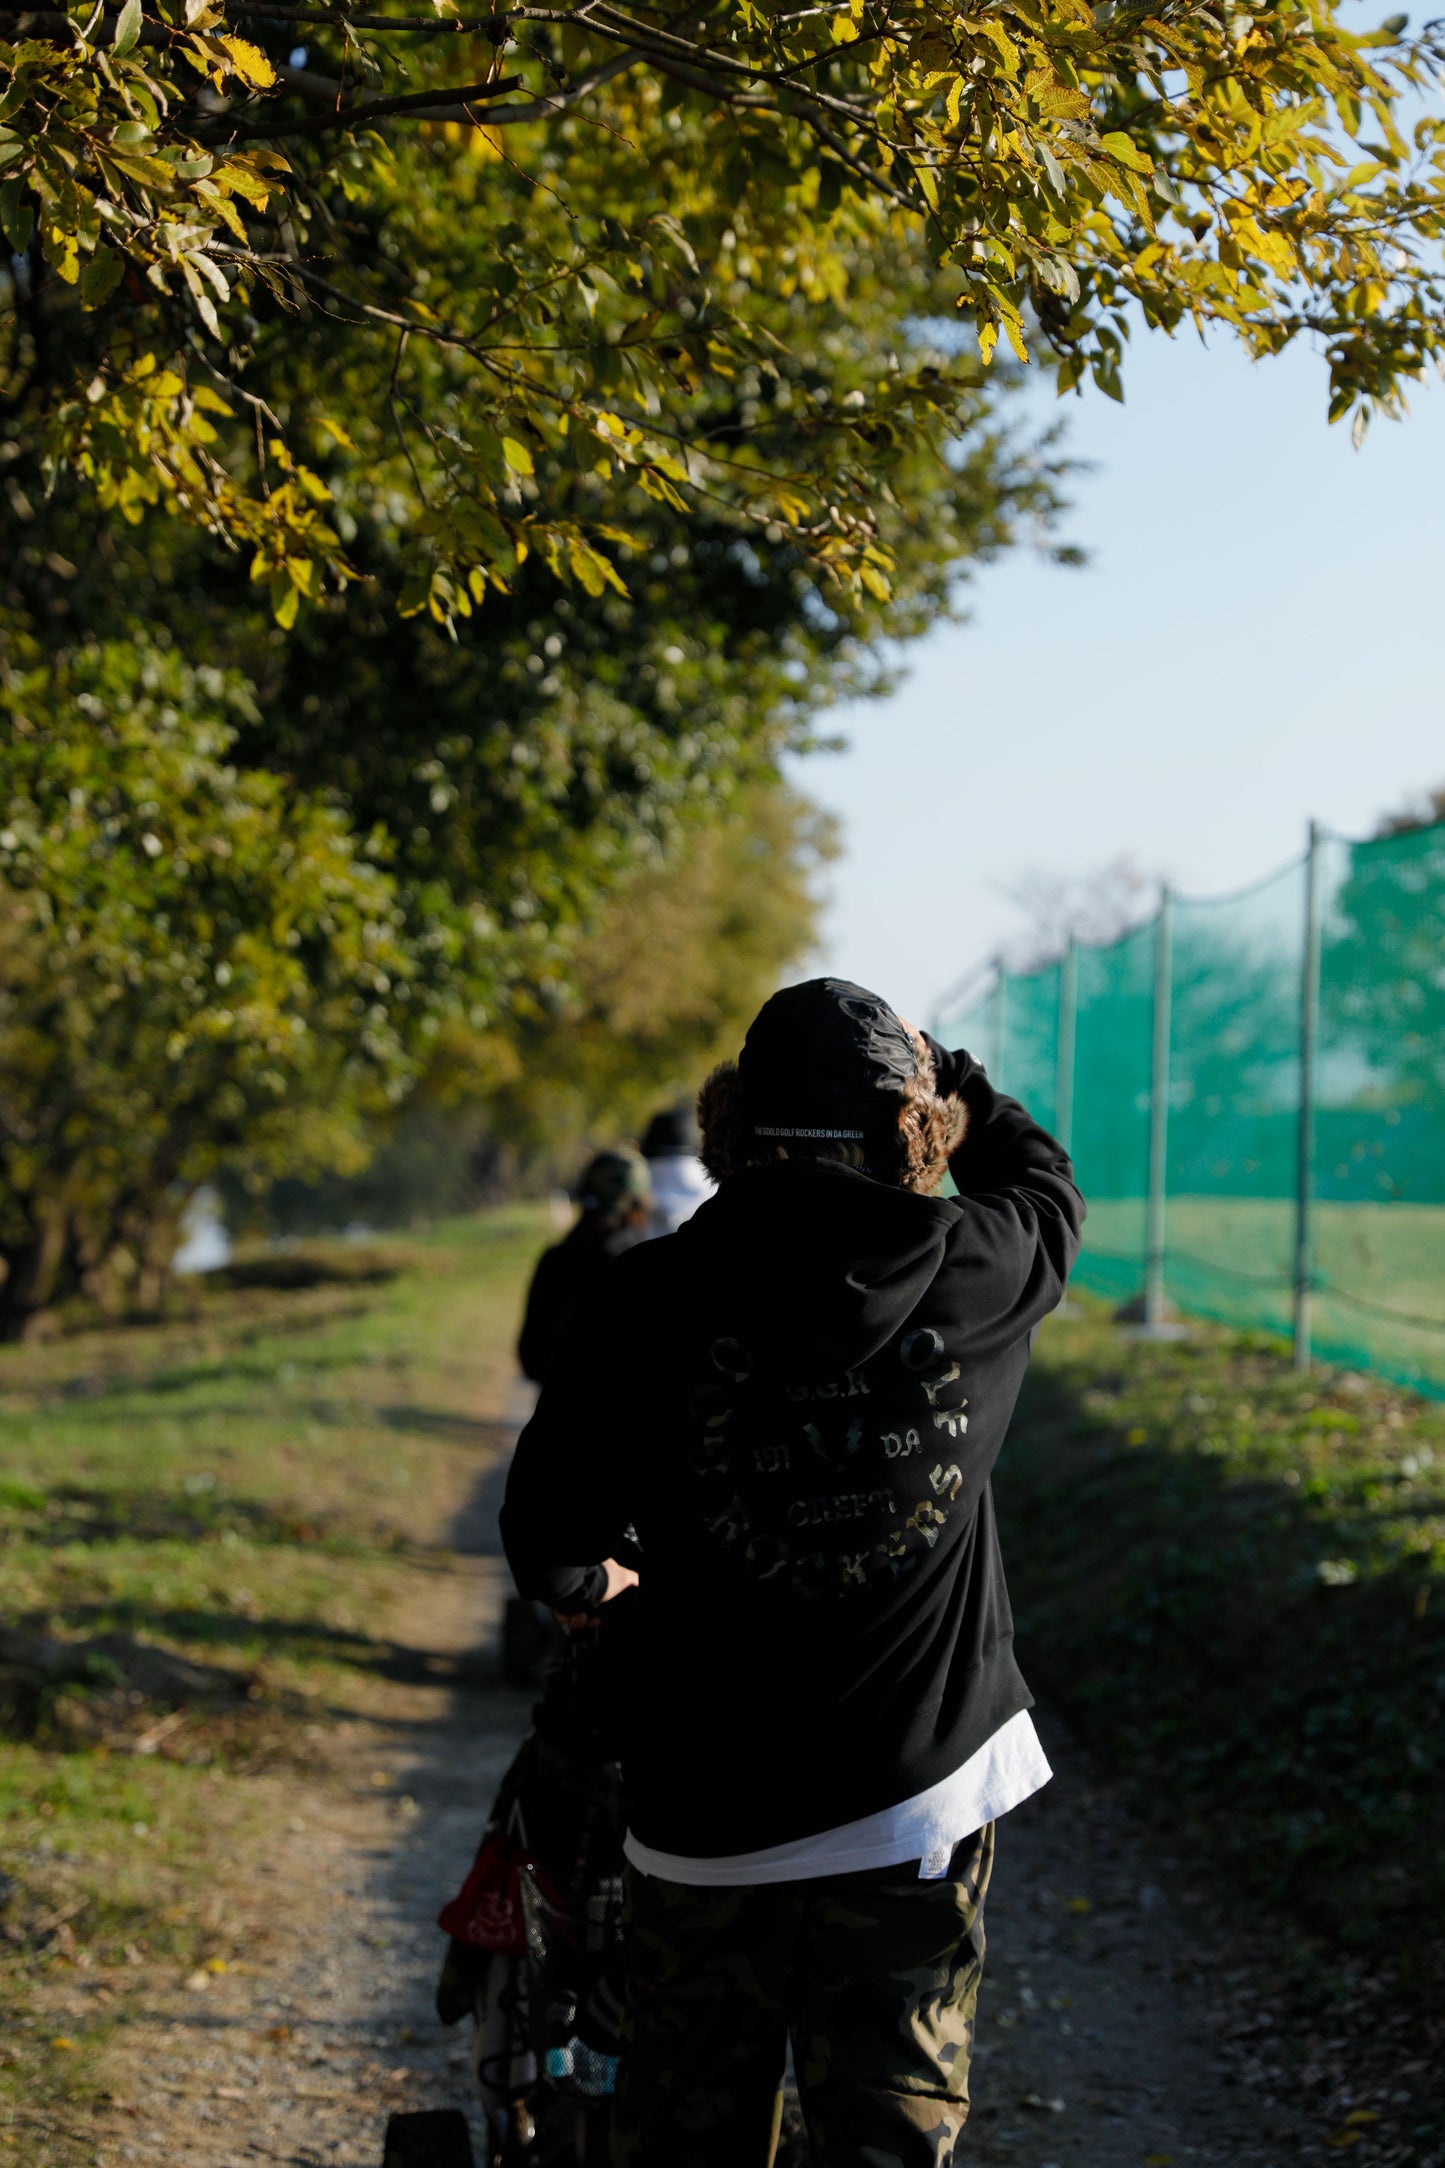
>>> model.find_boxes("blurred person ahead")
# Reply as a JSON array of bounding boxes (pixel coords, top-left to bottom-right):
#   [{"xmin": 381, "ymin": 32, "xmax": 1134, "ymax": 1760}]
[
  {"xmin": 501, "ymin": 979, "xmax": 1084, "ymax": 2168},
  {"xmin": 517, "ymin": 1147, "xmax": 653, "ymax": 1388},
  {"xmin": 639, "ymin": 1101, "xmax": 714, "ymax": 1237}
]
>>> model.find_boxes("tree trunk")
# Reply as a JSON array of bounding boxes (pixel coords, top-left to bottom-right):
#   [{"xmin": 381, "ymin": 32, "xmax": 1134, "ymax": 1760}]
[{"xmin": 0, "ymin": 1199, "xmax": 73, "ymax": 1337}]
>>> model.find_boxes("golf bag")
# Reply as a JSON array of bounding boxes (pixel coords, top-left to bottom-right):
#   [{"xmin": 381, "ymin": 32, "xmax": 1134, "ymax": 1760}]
[{"xmin": 437, "ymin": 1623, "xmax": 629, "ymax": 2167}]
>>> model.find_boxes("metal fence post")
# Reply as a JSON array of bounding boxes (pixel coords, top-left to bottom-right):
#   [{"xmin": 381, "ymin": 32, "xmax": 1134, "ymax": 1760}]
[
  {"xmin": 1294, "ymin": 821, "xmax": 1324, "ymax": 1372},
  {"xmin": 1056, "ymin": 936, "xmax": 1078, "ymax": 1157},
  {"xmin": 1144, "ymin": 887, "xmax": 1173, "ymax": 1330}
]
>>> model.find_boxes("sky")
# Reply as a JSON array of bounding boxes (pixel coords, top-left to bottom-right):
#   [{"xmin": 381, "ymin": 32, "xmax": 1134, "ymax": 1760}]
[{"xmin": 792, "ymin": 329, "xmax": 1445, "ymax": 1027}]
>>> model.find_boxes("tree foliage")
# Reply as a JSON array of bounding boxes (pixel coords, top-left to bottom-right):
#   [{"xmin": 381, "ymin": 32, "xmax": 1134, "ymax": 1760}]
[
  {"xmin": 257, "ymin": 780, "xmax": 831, "ymax": 1226},
  {"xmin": 5, "ymin": 164, "xmax": 1061, "ymax": 997},
  {"xmin": 0, "ymin": 116, "xmax": 1061, "ymax": 1316},
  {"xmin": 0, "ymin": 639, "xmax": 415, "ymax": 1328},
  {"xmin": 1327, "ymin": 812, "xmax": 1445, "ymax": 1116},
  {"xmin": 4, "ymin": 0, "xmax": 1444, "ymax": 623},
  {"xmin": 487, "ymin": 780, "xmax": 836, "ymax": 1156}
]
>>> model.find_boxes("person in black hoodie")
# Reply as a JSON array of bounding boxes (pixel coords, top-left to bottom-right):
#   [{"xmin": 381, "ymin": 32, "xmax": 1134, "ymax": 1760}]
[
  {"xmin": 517, "ymin": 1146, "xmax": 654, "ymax": 1388},
  {"xmin": 501, "ymin": 979, "xmax": 1084, "ymax": 2167}
]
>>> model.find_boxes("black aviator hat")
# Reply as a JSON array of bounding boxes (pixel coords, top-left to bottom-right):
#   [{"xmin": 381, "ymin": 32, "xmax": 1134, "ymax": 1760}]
[{"xmin": 736, "ymin": 978, "xmax": 919, "ymax": 1146}]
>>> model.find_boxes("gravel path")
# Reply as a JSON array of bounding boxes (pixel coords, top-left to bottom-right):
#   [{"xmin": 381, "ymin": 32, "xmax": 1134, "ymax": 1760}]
[
  {"xmin": 968, "ymin": 1724, "xmax": 1306, "ymax": 2168},
  {"xmin": 97, "ymin": 1386, "xmax": 1310, "ymax": 2168}
]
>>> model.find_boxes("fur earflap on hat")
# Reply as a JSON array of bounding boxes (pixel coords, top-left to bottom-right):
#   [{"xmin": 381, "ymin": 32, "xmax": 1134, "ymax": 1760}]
[{"xmin": 697, "ymin": 1038, "xmax": 967, "ymax": 1195}]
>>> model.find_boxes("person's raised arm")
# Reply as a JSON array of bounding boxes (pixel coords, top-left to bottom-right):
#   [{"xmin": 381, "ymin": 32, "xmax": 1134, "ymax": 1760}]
[{"xmin": 923, "ymin": 1031, "xmax": 1086, "ymax": 1348}]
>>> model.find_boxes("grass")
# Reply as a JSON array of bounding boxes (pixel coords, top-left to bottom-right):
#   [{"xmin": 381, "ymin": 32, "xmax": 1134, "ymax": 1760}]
[
  {"xmin": 0, "ymin": 1208, "xmax": 546, "ymax": 2157},
  {"xmin": 1076, "ymin": 1195, "xmax": 1445, "ymax": 1397},
  {"xmin": 1003, "ymin": 1295, "xmax": 1445, "ymax": 2039}
]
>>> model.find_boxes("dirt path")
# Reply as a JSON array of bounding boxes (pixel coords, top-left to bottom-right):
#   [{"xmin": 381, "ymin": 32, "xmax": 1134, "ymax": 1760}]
[
  {"xmin": 95, "ymin": 1383, "xmax": 535, "ymax": 2168},
  {"xmin": 94, "ymin": 1383, "xmax": 1309, "ymax": 2168}
]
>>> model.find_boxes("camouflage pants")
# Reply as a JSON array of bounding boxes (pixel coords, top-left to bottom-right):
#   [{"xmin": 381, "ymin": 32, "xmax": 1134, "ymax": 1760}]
[{"xmin": 611, "ymin": 1823, "xmax": 993, "ymax": 2168}]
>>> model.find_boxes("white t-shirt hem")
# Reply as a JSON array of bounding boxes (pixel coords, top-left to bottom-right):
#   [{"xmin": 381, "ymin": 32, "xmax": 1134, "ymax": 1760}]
[{"xmin": 623, "ymin": 1708, "xmax": 1051, "ymax": 1887}]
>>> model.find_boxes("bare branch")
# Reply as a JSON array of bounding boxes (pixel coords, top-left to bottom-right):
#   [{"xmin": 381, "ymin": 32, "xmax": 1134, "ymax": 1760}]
[
  {"xmin": 271, "ymin": 54, "xmax": 520, "ymax": 100},
  {"xmin": 207, "ymin": 68, "xmax": 525, "ymax": 139}
]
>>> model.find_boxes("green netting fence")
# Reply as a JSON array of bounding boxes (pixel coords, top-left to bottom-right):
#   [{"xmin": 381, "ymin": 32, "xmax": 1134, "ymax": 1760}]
[{"xmin": 931, "ymin": 818, "xmax": 1445, "ymax": 1399}]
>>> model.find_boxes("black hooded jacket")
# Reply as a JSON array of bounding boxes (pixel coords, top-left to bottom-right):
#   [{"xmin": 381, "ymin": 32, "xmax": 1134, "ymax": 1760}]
[
  {"xmin": 517, "ymin": 1215, "xmax": 648, "ymax": 1387},
  {"xmin": 501, "ymin": 1042, "xmax": 1084, "ymax": 1856}
]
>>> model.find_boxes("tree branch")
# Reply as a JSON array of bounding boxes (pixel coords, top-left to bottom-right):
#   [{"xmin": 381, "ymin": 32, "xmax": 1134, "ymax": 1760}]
[
  {"xmin": 206, "ymin": 68, "xmax": 525, "ymax": 139},
  {"xmin": 213, "ymin": 42, "xmax": 637, "ymax": 137},
  {"xmin": 272, "ymin": 55, "xmax": 520, "ymax": 101}
]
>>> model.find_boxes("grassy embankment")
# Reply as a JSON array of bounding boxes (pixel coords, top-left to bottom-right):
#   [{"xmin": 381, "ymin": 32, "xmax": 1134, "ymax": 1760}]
[
  {"xmin": 1005, "ymin": 1297, "xmax": 1445, "ymax": 2049},
  {"xmin": 0, "ymin": 1209, "xmax": 546, "ymax": 2160}
]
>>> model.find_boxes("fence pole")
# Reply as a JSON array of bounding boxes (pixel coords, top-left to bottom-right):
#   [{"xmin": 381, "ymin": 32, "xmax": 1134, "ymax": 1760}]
[
  {"xmin": 992, "ymin": 958, "xmax": 1008, "ymax": 1090},
  {"xmin": 1144, "ymin": 886, "xmax": 1174, "ymax": 1330},
  {"xmin": 1293, "ymin": 821, "xmax": 1324, "ymax": 1372},
  {"xmin": 1056, "ymin": 936, "xmax": 1078, "ymax": 1157}
]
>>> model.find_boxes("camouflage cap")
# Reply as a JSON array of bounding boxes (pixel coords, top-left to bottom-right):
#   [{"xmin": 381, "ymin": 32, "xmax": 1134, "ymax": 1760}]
[{"xmin": 576, "ymin": 1146, "xmax": 653, "ymax": 1215}]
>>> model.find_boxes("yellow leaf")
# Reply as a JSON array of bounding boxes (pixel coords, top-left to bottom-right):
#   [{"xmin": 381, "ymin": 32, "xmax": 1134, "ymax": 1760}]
[
  {"xmin": 219, "ymin": 34, "xmax": 276, "ymax": 87},
  {"xmin": 977, "ymin": 319, "xmax": 999, "ymax": 365},
  {"xmin": 1035, "ymin": 86, "xmax": 1090, "ymax": 119},
  {"xmin": 858, "ymin": 562, "xmax": 890, "ymax": 601},
  {"xmin": 218, "ymin": 165, "xmax": 273, "ymax": 209},
  {"xmin": 209, "ymin": 193, "xmax": 249, "ymax": 243},
  {"xmin": 567, "ymin": 540, "xmax": 608, "ymax": 597},
  {"xmin": 502, "ymin": 436, "xmax": 534, "ymax": 477},
  {"xmin": 979, "ymin": 19, "xmax": 1020, "ymax": 75}
]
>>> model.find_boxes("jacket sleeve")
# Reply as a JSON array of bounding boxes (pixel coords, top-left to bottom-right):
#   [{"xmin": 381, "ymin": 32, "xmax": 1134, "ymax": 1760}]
[
  {"xmin": 516, "ymin": 1243, "xmax": 562, "ymax": 1386},
  {"xmin": 501, "ymin": 1264, "xmax": 637, "ymax": 1613},
  {"xmin": 925, "ymin": 1033, "xmax": 1086, "ymax": 1354}
]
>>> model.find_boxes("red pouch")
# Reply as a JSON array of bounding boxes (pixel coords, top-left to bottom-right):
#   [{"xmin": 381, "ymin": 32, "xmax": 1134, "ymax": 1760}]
[{"xmin": 437, "ymin": 1834, "xmax": 532, "ymax": 1953}]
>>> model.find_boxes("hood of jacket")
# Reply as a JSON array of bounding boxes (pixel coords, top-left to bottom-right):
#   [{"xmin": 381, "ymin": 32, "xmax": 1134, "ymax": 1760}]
[{"xmin": 674, "ymin": 1159, "xmax": 959, "ymax": 1378}]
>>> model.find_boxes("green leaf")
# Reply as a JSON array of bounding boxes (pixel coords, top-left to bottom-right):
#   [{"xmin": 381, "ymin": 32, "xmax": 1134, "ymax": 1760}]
[
  {"xmin": 269, "ymin": 573, "xmax": 300, "ymax": 628},
  {"xmin": 501, "ymin": 436, "xmax": 534, "ymax": 478},
  {"xmin": 81, "ymin": 246, "xmax": 125, "ymax": 310},
  {"xmin": 0, "ymin": 176, "xmax": 33, "ymax": 252},
  {"xmin": 113, "ymin": 0, "xmax": 145, "ymax": 57},
  {"xmin": 1100, "ymin": 130, "xmax": 1152, "ymax": 175}
]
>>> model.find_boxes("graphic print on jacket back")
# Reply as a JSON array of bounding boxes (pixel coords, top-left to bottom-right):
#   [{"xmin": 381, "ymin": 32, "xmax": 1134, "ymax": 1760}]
[{"xmin": 687, "ymin": 1319, "xmax": 977, "ymax": 1600}]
